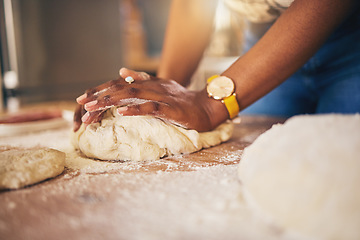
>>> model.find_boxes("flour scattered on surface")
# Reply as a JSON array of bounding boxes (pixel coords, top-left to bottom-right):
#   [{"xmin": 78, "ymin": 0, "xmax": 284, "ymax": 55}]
[{"xmin": 0, "ymin": 121, "xmax": 288, "ymax": 240}]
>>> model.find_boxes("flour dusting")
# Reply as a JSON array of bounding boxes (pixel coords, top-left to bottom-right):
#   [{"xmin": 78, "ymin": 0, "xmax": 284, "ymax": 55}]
[{"xmin": 0, "ymin": 120, "xmax": 288, "ymax": 240}]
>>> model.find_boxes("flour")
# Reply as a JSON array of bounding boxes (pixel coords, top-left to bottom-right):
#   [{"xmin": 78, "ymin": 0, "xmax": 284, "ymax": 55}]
[
  {"xmin": 0, "ymin": 117, "xmax": 289, "ymax": 240},
  {"xmin": 239, "ymin": 114, "xmax": 360, "ymax": 239}
]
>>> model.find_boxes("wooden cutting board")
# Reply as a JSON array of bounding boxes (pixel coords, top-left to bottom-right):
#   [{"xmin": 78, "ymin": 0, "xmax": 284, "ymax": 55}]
[{"xmin": 0, "ymin": 115, "xmax": 285, "ymax": 240}]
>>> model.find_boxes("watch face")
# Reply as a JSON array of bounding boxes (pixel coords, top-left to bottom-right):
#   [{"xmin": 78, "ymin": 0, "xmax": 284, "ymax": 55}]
[{"xmin": 207, "ymin": 76, "xmax": 235, "ymax": 100}]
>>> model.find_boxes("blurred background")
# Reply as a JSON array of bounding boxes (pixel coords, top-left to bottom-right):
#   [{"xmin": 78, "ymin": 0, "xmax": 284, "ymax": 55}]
[{"xmin": 0, "ymin": 0, "xmax": 243, "ymax": 112}]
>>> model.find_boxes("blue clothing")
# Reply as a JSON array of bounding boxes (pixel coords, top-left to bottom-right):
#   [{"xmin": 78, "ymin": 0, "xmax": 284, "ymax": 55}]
[{"xmin": 241, "ymin": 8, "xmax": 360, "ymax": 117}]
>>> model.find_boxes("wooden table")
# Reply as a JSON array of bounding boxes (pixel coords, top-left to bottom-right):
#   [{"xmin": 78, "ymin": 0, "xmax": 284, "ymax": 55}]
[{"xmin": 0, "ymin": 115, "xmax": 286, "ymax": 240}]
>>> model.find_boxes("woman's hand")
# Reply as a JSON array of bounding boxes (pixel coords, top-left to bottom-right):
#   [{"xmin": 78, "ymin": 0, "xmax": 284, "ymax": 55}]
[{"xmin": 74, "ymin": 68, "xmax": 228, "ymax": 132}]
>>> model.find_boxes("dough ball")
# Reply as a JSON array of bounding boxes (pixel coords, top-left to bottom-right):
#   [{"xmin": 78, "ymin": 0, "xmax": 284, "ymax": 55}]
[
  {"xmin": 72, "ymin": 108, "xmax": 233, "ymax": 161},
  {"xmin": 238, "ymin": 114, "xmax": 360, "ymax": 239},
  {"xmin": 0, "ymin": 146, "xmax": 65, "ymax": 190}
]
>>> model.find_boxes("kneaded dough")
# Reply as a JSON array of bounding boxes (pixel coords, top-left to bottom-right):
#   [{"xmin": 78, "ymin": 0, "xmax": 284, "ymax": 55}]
[
  {"xmin": 238, "ymin": 114, "xmax": 360, "ymax": 239},
  {"xmin": 72, "ymin": 107, "xmax": 234, "ymax": 161},
  {"xmin": 0, "ymin": 146, "xmax": 65, "ymax": 190}
]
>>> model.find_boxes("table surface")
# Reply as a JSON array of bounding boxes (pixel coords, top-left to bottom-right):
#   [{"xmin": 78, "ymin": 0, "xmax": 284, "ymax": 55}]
[{"xmin": 0, "ymin": 114, "xmax": 287, "ymax": 240}]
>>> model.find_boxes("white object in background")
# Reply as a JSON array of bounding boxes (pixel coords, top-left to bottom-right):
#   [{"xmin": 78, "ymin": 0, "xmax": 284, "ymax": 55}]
[
  {"xmin": 189, "ymin": 56, "xmax": 237, "ymax": 91},
  {"xmin": 6, "ymin": 97, "xmax": 20, "ymax": 113},
  {"xmin": 0, "ymin": 110, "xmax": 72, "ymax": 137},
  {"xmin": 3, "ymin": 71, "xmax": 18, "ymax": 89}
]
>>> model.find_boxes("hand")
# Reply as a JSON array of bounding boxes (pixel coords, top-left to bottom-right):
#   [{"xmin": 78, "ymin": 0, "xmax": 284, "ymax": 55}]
[
  {"xmin": 75, "ymin": 68, "xmax": 227, "ymax": 132},
  {"xmin": 73, "ymin": 68, "xmax": 151, "ymax": 132}
]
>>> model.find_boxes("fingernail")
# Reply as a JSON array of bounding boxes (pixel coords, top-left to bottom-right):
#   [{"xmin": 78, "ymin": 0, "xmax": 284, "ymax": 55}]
[
  {"xmin": 117, "ymin": 106, "xmax": 128, "ymax": 115},
  {"xmin": 81, "ymin": 112, "xmax": 90, "ymax": 123},
  {"xmin": 76, "ymin": 93, "xmax": 87, "ymax": 103},
  {"xmin": 85, "ymin": 100, "xmax": 97, "ymax": 109},
  {"xmin": 119, "ymin": 67, "xmax": 126, "ymax": 77}
]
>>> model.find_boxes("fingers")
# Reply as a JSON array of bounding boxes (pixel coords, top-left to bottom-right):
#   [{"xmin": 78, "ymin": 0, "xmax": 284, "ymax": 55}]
[
  {"xmin": 117, "ymin": 101, "xmax": 172, "ymax": 118},
  {"xmin": 80, "ymin": 101, "xmax": 173, "ymax": 128},
  {"xmin": 76, "ymin": 68, "xmax": 154, "ymax": 108},
  {"xmin": 76, "ymin": 79, "xmax": 122, "ymax": 105},
  {"xmin": 75, "ymin": 68, "xmax": 173, "ymax": 126},
  {"xmin": 117, "ymin": 102, "xmax": 191, "ymax": 129},
  {"xmin": 73, "ymin": 104, "xmax": 88, "ymax": 132},
  {"xmin": 73, "ymin": 104, "xmax": 104, "ymax": 131},
  {"xmin": 81, "ymin": 101, "xmax": 171, "ymax": 125},
  {"xmin": 81, "ymin": 109, "xmax": 106, "ymax": 125},
  {"xmin": 79, "ymin": 100, "xmax": 171, "ymax": 126},
  {"xmin": 82, "ymin": 85, "xmax": 168, "ymax": 113},
  {"xmin": 76, "ymin": 72, "xmax": 151, "ymax": 107},
  {"xmin": 73, "ymin": 104, "xmax": 84, "ymax": 132},
  {"xmin": 119, "ymin": 67, "xmax": 151, "ymax": 81}
]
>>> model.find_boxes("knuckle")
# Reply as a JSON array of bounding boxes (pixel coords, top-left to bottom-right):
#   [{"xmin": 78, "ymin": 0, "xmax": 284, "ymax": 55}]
[
  {"xmin": 152, "ymin": 102, "xmax": 160, "ymax": 112},
  {"xmin": 109, "ymin": 79, "xmax": 119, "ymax": 85},
  {"xmin": 103, "ymin": 95, "xmax": 111, "ymax": 103},
  {"xmin": 85, "ymin": 88, "xmax": 97, "ymax": 95},
  {"xmin": 110, "ymin": 83, "xmax": 124, "ymax": 91},
  {"xmin": 127, "ymin": 87, "xmax": 140, "ymax": 96},
  {"xmin": 129, "ymin": 104, "xmax": 141, "ymax": 113}
]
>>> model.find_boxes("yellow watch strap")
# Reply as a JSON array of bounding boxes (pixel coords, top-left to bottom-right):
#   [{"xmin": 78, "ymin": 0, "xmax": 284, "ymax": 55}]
[
  {"xmin": 222, "ymin": 94, "xmax": 240, "ymax": 119},
  {"xmin": 207, "ymin": 74, "xmax": 240, "ymax": 119},
  {"xmin": 207, "ymin": 74, "xmax": 220, "ymax": 83}
]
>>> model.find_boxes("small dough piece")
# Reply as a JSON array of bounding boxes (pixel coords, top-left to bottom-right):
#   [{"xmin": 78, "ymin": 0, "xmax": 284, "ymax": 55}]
[
  {"xmin": 0, "ymin": 146, "xmax": 65, "ymax": 190},
  {"xmin": 238, "ymin": 114, "xmax": 360, "ymax": 239},
  {"xmin": 72, "ymin": 107, "xmax": 234, "ymax": 161}
]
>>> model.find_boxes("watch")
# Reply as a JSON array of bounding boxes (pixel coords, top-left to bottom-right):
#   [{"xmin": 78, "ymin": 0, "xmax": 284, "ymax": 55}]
[{"xmin": 206, "ymin": 75, "xmax": 240, "ymax": 119}]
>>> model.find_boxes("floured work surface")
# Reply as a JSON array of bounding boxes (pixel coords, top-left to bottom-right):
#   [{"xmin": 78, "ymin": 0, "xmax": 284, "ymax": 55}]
[{"xmin": 0, "ymin": 116, "xmax": 285, "ymax": 240}]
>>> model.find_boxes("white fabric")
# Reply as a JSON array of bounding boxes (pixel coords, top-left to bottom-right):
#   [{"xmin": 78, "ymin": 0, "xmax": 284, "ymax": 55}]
[{"xmin": 223, "ymin": 0, "xmax": 294, "ymax": 23}]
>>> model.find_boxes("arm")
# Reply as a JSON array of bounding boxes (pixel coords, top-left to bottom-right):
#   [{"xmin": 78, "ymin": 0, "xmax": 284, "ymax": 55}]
[
  {"xmin": 210, "ymin": 0, "xmax": 359, "ymax": 127},
  {"xmin": 157, "ymin": 0, "xmax": 218, "ymax": 86},
  {"xmin": 76, "ymin": 0, "xmax": 358, "ymax": 132}
]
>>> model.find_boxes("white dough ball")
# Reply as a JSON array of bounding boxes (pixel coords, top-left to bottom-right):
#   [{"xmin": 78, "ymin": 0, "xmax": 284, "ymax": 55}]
[
  {"xmin": 72, "ymin": 107, "xmax": 233, "ymax": 161},
  {"xmin": 239, "ymin": 114, "xmax": 360, "ymax": 239}
]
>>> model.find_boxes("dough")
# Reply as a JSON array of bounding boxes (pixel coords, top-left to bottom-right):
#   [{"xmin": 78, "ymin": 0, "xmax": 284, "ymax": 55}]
[
  {"xmin": 238, "ymin": 114, "xmax": 360, "ymax": 239},
  {"xmin": 72, "ymin": 107, "xmax": 234, "ymax": 161},
  {"xmin": 0, "ymin": 146, "xmax": 65, "ymax": 190}
]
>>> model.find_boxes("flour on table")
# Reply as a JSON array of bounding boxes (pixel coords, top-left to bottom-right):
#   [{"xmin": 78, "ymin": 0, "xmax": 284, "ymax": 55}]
[
  {"xmin": 238, "ymin": 114, "xmax": 360, "ymax": 239},
  {"xmin": 72, "ymin": 107, "xmax": 234, "ymax": 161},
  {"xmin": 0, "ymin": 146, "xmax": 65, "ymax": 190}
]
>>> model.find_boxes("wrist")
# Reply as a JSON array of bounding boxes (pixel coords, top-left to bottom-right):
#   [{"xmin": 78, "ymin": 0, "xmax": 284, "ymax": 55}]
[
  {"xmin": 199, "ymin": 89, "xmax": 229, "ymax": 129},
  {"xmin": 206, "ymin": 74, "xmax": 240, "ymax": 121}
]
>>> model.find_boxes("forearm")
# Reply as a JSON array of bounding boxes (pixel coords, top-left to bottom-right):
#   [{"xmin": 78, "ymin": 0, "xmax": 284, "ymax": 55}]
[
  {"xmin": 157, "ymin": 0, "xmax": 218, "ymax": 86},
  {"xmin": 95, "ymin": 0, "xmax": 357, "ymax": 132},
  {"xmin": 226, "ymin": 0, "xmax": 356, "ymax": 109},
  {"xmin": 211, "ymin": 0, "xmax": 358, "ymax": 127}
]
